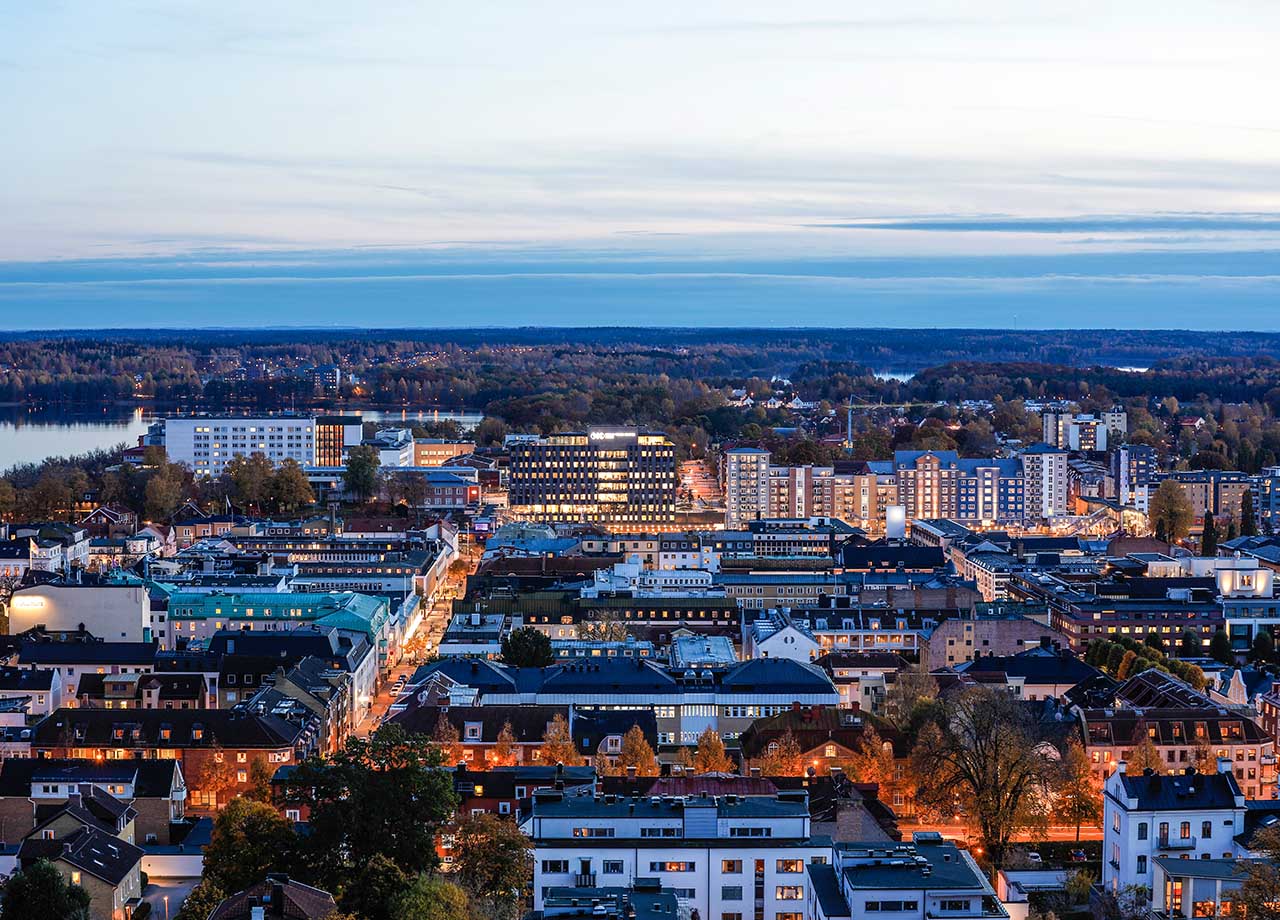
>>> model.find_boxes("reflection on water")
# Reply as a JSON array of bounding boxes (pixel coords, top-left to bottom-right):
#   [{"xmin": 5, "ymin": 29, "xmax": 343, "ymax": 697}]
[{"xmin": 0, "ymin": 405, "xmax": 483, "ymax": 472}]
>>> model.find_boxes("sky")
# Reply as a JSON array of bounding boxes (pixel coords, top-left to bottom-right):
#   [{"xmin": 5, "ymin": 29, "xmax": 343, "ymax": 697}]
[{"xmin": 2, "ymin": 0, "xmax": 1280, "ymax": 329}]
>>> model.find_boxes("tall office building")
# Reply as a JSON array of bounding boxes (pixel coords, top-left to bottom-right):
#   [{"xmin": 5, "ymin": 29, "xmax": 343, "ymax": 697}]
[
  {"xmin": 723, "ymin": 447, "xmax": 771, "ymax": 528},
  {"xmin": 1112, "ymin": 444, "xmax": 1155, "ymax": 510},
  {"xmin": 507, "ymin": 427, "xmax": 677, "ymax": 529},
  {"xmin": 315, "ymin": 415, "xmax": 364, "ymax": 467},
  {"xmin": 162, "ymin": 416, "xmax": 319, "ymax": 477},
  {"xmin": 1021, "ymin": 443, "xmax": 1070, "ymax": 519}
]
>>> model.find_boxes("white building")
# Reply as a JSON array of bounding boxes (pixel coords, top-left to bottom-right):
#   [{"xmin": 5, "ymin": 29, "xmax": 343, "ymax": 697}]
[
  {"xmin": 1021, "ymin": 445, "xmax": 1070, "ymax": 520},
  {"xmin": 581, "ymin": 560, "xmax": 720, "ymax": 598},
  {"xmin": 1101, "ymin": 758, "xmax": 1244, "ymax": 896},
  {"xmin": 725, "ymin": 448, "xmax": 772, "ymax": 529},
  {"xmin": 162, "ymin": 416, "xmax": 318, "ymax": 477},
  {"xmin": 525, "ymin": 789, "xmax": 828, "ymax": 920},
  {"xmin": 6, "ymin": 577, "xmax": 153, "ymax": 642},
  {"xmin": 809, "ymin": 833, "xmax": 1006, "ymax": 920}
]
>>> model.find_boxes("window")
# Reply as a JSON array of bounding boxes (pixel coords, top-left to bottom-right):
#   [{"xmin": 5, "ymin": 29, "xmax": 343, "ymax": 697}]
[
  {"xmin": 541, "ymin": 860, "xmax": 569, "ymax": 874},
  {"xmin": 285, "ymin": 809, "xmax": 301, "ymax": 822},
  {"xmin": 572, "ymin": 827, "xmax": 615, "ymax": 838},
  {"xmin": 723, "ymin": 914, "xmax": 743, "ymax": 920},
  {"xmin": 775, "ymin": 887, "xmax": 804, "ymax": 900},
  {"xmin": 722, "ymin": 886, "xmax": 743, "ymax": 901},
  {"xmin": 237, "ymin": 771, "xmax": 248, "ymax": 783},
  {"xmin": 1181, "ymin": 821, "xmax": 1192, "ymax": 840},
  {"xmin": 603, "ymin": 861, "xmax": 624, "ymax": 875},
  {"xmin": 776, "ymin": 860, "xmax": 804, "ymax": 873},
  {"xmin": 498, "ymin": 802, "xmax": 510, "ymax": 815},
  {"xmin": 865, "ymin": 902, "xmax": 919, "ymax": 912},
  {"xmin": 728, "ymin": 827, "xmax": 771, "ymax": 837},
  {"xmin": 641, "ymin": 827, "xmax": 682, "ymax": 838},
  {"xmin": 940, "ymin": 900, "xmax": 969, "ymax": 912},
  {"xmin": 1137, "ymin": 855, "xmax": 1148, "ymax": 875},
  {"xmin": 776, "ymin": 914, "xmax": 803, "ymax": 920},
  {"xmin": 1138, "ymin": 822, "xmax": 1148, "ymax": 841},
  {"xmin": 1203, "ymin": 821, "xmax": 1213, "ymax": 839},
  {"xmin": 722, "ymin": 860, "xmax": 743, "ymax": 873},
  {"xmin": 71, "ymin": 872, "xmax": 81, "ymax": 886},
  {"xmin": 650, "ymin": 862, "xmax": 695, "ymax": 872}
]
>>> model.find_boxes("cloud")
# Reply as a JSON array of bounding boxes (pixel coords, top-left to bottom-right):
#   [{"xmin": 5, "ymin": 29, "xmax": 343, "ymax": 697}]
[{"xmin": 808, "ymin": 214, "xmax": 1280, "ymax": 234}]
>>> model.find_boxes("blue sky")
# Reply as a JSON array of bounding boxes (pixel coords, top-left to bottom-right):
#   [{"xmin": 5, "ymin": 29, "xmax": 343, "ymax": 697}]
[{"xmin": 2, "ymin": 1, "xmax": 1279, "ymax": 328}]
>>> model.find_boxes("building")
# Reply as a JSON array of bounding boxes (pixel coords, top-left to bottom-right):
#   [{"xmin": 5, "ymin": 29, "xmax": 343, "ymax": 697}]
[
  {"xmin": 509, "ymin": 428, "xmax": 678, "ymax": 530},
  {"xmin": 413, "ymin": 439, "xmax": 475, "ymax": 466},
  {"xmin": 6, "ymin": 577, "xmax": 153, "ymax": 643},
  {"xmin": 1149, "ymin": 856, "xmax": 1255, "ymax": 920},
  {"xmin": 314, "ymin": 415, "xmax": 363, "ymax": 467},
  {"xmin": 1020, "ymin": 444, "xmax": 1070, "ymax": 520},
  {"xmin": 209, "ymin": 874, "xmax": 339, "ymax": 920},
  {"xmin": 161, "ymin": 416, "xmax": 321, "ymax": 477},
  {"xmin": 525, "ymin": 789, "xmax": 829, "ymax": 919},
  {"xmin": 0, "ymin": 665, "xmax": 64, "ymax": 716},
  {"xmin": 1042, "ymin": 411, "xmax": 1111, "ymax": 451},
  {"xmin": 1113, "ymin": 445, "xmax": 1156, "ymax": 510},
  {"xmin": 808, "ymin": 833, "xmax": 1006, "ymax": 920},
  {"xmin": 1101, "ymin": 758, "xmax": 1244, "ymax": 895},
  {"xmin": 16, "ymin": 640, "xmax": 159, "ymax": 699},
  {"xmin": 1152, "ymin": 470, "xmax": 1255, "ymax": 528},
  {"xmin": 724, "ymin": 448, "xmax": 772, "ymax": 528},
  {"xmin": 17, "ymin": 822, "xmax": 145, "ymax": 920},
  {"xmin": 922, "ymin": 606, "xmax": 1063, "ymax": 668},
  {"xmin": 891, "ymin": 451, "xmax": 1025, "ymax": 526}
]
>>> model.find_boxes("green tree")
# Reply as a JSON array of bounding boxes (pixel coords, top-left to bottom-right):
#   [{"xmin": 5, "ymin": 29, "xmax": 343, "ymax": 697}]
[
  {"xmin": 1052, "ymin": 740, "xmax": 1101, "ymax": 841},
  {"xmin": 1200, "ymin": 515, "xmax": 1219, "ymax": 557},
  {"xmin": 1148, "ymin": 480, "xmax": 1193, "ymax": 542},
  {"xmin": 1210, "ymin": 628, "xmax": 1233, "ymax": 665},
  {"xmin": 884, "ymin": 663, "xmax": 938, "ymax": 730},
  {"xmin": 270, "ymin": 459, "xmax": 315, "ymax": 512},
  {"xmin": 245, "ymin": 755, "xmax": 276, "ymax": 803},
  {"xmin": 339, "ymin": 852, "xmax": 410, "ymax": 920},
  {"xmin": 344, "ymin": 445, "xmax": 382, "ymax": 503},
  {"xmin": 203, "ymin": 797, "xmax": 298, "ymax": 893},
  {"xmin": 390, "ymin": 874, "xmax": 471, "ymax": 920},
  {"xmin": 1234, "ymin": 825, "xmax": 1280, "ymax": 920},
  {"xmin": 473, "ymin": 418, "xmax": 508, "ymax": 448},
  {"xmin": 431, "ymin": 712, "xmax": 463, "ymax": 765},
  {"xmin": 1179, "ymin": 630, "xmax": 1201, "ymax": 658},
  {"xmin": 144, "ymin": 469, "xmax": 185, "ymax": 521},
  {"xmin": 500, "ymin": 626, "xmax": 554, "ymax": 667},
  {"xmin": 174, "ymin": 879, "xmax": 226, "ymax": 920},
  {"xmin": 1253, "ymin": 630, "xmax": 1275, "ymax": 664},
  {"xmin": 1242, "ymin": 489, "xmax": 1259, "ymax": 536},
  {"xmin": 911, "ymin": 687, "xmax": 1057, "ymax": 867},
  {"xmin": 690, "ymin": 726, "xmax": 735, "ymax": 774},
  {"xmin": 280, "ymin": 724, "xmax": 456, "ymax": 889},
  {"xmin": 453, "ymin": 813, "xmax": 531, "ymax": 920},
  {"xmin": 1143, "ymin": 632, "xmax": 1164, "ymax": 655},
  {"xmin": 0, "ymin": 479, "xmax": 16, "ymax": 519},
  {"xmin": 225, "ymin": 452, "xmax": 275, "ymax": 511},
  {"xmin": 0, "ymin": 858, "xmax": 92, "ymax": 920}
]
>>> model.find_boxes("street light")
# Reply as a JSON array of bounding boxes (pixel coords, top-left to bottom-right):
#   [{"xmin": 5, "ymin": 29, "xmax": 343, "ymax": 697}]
[{"xmin": 163, "ymin": 895, "xmax": 170, "ymax": 920}]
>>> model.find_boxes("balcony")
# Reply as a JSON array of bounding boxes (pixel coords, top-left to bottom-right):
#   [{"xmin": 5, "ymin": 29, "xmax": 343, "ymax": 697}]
[
  {"xmin": 575, "ymin": 873, "xmax": 597, "ymax": 887},
  {"xmin": 1157, "ymin": 836, "xmax": 1196, "ymax": 850}
]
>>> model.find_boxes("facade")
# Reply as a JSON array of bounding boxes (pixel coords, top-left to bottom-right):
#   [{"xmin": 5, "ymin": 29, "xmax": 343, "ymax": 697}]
[
  {"xmin": 508, "ymin": 428, "xmax": 678, "ymax": 530},
  {"xmin": 164, "ymin": 591, "xmax": 389, "ymax": 656},
  {"xmin": 1113, "ymin": 445, "xmax": 1156, "ymax": 510},
  {"xmin": 162, "ymin": 416, "xmax": 320, "ymax": 477},
  {"xmin": 892, "ymin": 451, "xmax": 1024, "ymax": 526},
  {"xmin": 314, "ymin": 415, "xmax": 363, "ymax": 467},
  {"xmin": 525, "ymin": 789, "xmax": 828, "ymax": 920},
  {"xmin": 1020, "ymin": 444, "xmax": 1070, "ymax": 520},
  {"xmin": 922, "ymin": 607, "xmax": 1063, "ymax": 669},
  {"xmin": 413, "ymin": 439, "xmax": 475, "ymax": 466},
  {"xmin": 724, "ymin": 448, "xmax": 772, "ymax": 529},
  {"xmin": 7, "ymin": 578, "xmax": 153, "ymax": 643},
  {"xmin": 1152, "ymin": 470, "xmax": 1255, "ymax": 527}
]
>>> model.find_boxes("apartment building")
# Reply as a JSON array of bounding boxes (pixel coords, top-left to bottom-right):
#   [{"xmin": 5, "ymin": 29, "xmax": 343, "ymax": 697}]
[
  {"xmin": 724, "ymin": 448, "xmax": 771, "ymax": 529},
  {"xmin": 1021, "ymin": 444, "xmax": 1070, "ymax": 520},
  {"xmin": 892, "ymin": 451, "xmax": 1025, "ymax": 526},
  {"xmin": 162, "ymin": 416, "xmax": 321, "ymax": 477}
]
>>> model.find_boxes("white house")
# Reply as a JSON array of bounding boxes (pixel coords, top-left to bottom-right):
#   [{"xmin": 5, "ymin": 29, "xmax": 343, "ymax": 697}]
[
  {"xmin": 1101, "ymin": 759, "xmax": 1245, "ymax": 896},
  {"xmin": 0, "ymin": 666, "xmax": 64, "ymax": 717},
  {"xmin": 6, "ymin": 577, "xmax": 153, "ymax": 642},
  {"xmin": 525, "ymin": 789, "xmax": 829, "ymax": 920}
]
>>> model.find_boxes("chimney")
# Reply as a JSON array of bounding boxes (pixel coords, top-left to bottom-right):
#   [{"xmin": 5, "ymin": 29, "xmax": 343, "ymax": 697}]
[
  {"xmin": 1116, "ymin": 760, "xmax": 1127, "ymax": 776},
  {"xmin": 1218, "ymin": 757, "xmax": 1234, "ymax": 775},
  {"xmin": 268, "ymin": 874, "xmax": 287, "ymax": 916},
  {"xmin": 626, "ymin": 765, "xmax": 637, "ymax": 780}
]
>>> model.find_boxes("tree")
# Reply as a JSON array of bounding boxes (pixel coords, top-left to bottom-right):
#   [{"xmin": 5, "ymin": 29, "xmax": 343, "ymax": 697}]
[
  {"xmin": 613, "ymin": 724, "xmax": 660, "ymax": 776},
  {"xmin": 0, "ymin": 479, "xmax": 16, "ymax": 520},
  {"xmin": 884, "ymin": 664, "xmax": 939, "ymax": 729},
  {"xmin": 1253, "ymin": 629, "xmax": 1275, "ymax": 664},
  {"xmin": 390, "ymin": 875, "xmax": 471, "ymax": 920},
  {"xmin": 1148, "ymin": 480, "xmax": 1193, "ymax": 543},
  {"xmin": 174, "ymin": 879, "xmax": 226, "ymax": 920},
  {"xmin": 500, "ymin": 627, "xmax": 554, "ymax": 668},
  {"xmin": 690, "ymin": 726, "xmax": 735, "ymax": 774},
  {"xmin": 758, "ymin": 730, "xmax": 805, "ymax": 776},
  {"xmin": 844, "ymin": 723, "xmax": 896, "ymax": 790},
  {"xmin": 1179, "ymin": 629, "xmax": 1201, "ymax": 658},
  {"xmin": 452, "ymin": 813, "xmax": 532, "ymax": 920},
  {"xmin": 538, "ymin": 713, "xmax": 583, "ymax": 766},
  {"xmin": 1200, "ymin": 515, "xmax": 1219, "ymax": 557},
  {"xmin": 1127, "ymin": 736, "xmax": 1164, "ymax": 774},
  {"xmin": 225, "ymin": 452, "xmax": 275, "ymax": 511},
  {"xmin": 339, "ymin": 852, "xmax": 411, "ymax": 920},
  {"xmin": 911, "ymin": 687, "xmax": 1057, "ymax": 867},
  {"xmin": 1210, "ymin": 628, "xmax": 1234, "ymax": 665},
  {"xmin": 245, "ymin": 755, "xmax": 276, "ymax": 803},
  {"xmin": 431, "ymin": 712, "xmax": 464, "ymax": 766},
  {"xmin": 203, "ymin": 797, "xmax": 298, "ymax": 893},
  {"xmin": 1052, "ymin": 741, "xmax": 1101, "ymax": 841},
  {"xmin": 576, "ymin": 610, "xmax": 631, "ymax": 642},
  {"xmin": 1242, "ymin": 489, "xmax": 1259, "ymax": 536},
  {"xmin": 280, "ymin": 724, "xmax": 456, "ymax": 889},
  {"xmin": 473, "ymin": 417, "xmax": 508, "ymax": 448},
  {"xmin": 1227, "ymin": 518, "xmax": 1239, "ymax": 541},
  {"xmin": 1234, "ymin": 824, "xmax": 1280, "ymax": 920},
  {"xmin": 388, "ymin": 471, "xmax": 427, "ymax": 509},
  {"xmin": 344, "ymin": 445, "xmax": 382, "ymax": 503},
  {"xmin": 144, "ymin": 468, "xmax": 185, "ymax": 520},
  {"xmin": 271, "ymin": 459, "xmax": 315, "ymax": 512},
  {"xmin": 194, "ymin": 742, "xmax": 239, "ymax": 808},
  {"xmin": 0, "ymin": 858, "xmax": 92, "ymax": 920},
  {"xmin": 491, "ymin": 721, "xmax": 519, "ymax": 768}
]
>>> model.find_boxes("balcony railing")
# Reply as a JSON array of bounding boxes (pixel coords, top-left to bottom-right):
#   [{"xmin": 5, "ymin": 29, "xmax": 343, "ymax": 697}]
[
  {"xmin": 574, "ymin": 873, "xmax": 597, "ymax": 887},
  {"xmin": 1157, "ymin": 836, "xmax": 1196, "ymax": 850}
]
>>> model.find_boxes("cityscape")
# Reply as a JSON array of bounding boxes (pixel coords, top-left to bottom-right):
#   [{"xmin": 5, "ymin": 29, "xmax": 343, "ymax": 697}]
[{"xmin": 5, "ymin": 2, "xmax": 1280, "ymax": 920}]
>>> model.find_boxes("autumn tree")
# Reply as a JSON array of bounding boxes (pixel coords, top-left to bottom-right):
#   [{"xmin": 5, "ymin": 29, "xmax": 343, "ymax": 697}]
[
  {"xmin": 612, "ymin": 725, "xmax": 659, "ymax": 777},
  {"xmin": 453, "ymin": 812, "xmax": 532, "ymax": 920},
  {"xmin": 538, "ymin": 713, "xmax": 583, "ymax": 766},
  {"xmin": 1234, "ymin": 824, "xmax": 1280, "ymax": 920},
  {"xmin": 431, "ymin": 712, "xmax": 464, "ymax": 765},
  {"xmin": 271, "ymin": 458, "xmax": 315, "ymax": 512},
  {"xmin": 1126, "ymin": 732, "xmax": 1165, "ymax": 775},
  {"xmin": 195, "ymin": 741, "xmax": 239, "ymax": 808},
  {"xmin": 390, "ymin": 875, "xmax": 471, "ymax": 920},
  {"xmin": 884, "ymin": 663, "xmax": 938, "ymax": 730},
  {"xmin": 576, "ymin": 610, "xmax": 630, "ymax": 642},
  {"xmin": 843, "ymin": 723, "xmax": 896, "ymax": 792},
  {"xmin": 911, "ymin": 687, "xmax": 1057, "ymax": 867},
  {"xmin": 1052, "ymin": 740, "xmax": 1101, "ymax": 841},
  {"xmin": 758, "ymin": 730, "xmax": 805, "ymax": 776},
  {"xmin": 689, "ymin": 726, "xmax": 735, "ymax": 774},
  {"xmin": 225, "ymin": 452, "xmax": 275, "ymax": 511},
  {"xmin": 491, "ymin": 721, "xmax": 519, "ymax": 767}
]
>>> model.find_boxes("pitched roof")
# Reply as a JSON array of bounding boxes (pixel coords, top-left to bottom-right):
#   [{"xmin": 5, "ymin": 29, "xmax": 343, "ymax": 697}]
[
  {"xmin": 1116, "ymin": 767, "xmax": 1241, "ymax": 810},
  {"xmin": 0, "ymin": 758, "xmax": 181, "ymax": 798},
  {"xmin": 209, "ymin": 875, "xmax": 338, "ymax": 920},
  {"xmin": 19, "ymin": 825, "xmax": 143, "ymax": 886}
]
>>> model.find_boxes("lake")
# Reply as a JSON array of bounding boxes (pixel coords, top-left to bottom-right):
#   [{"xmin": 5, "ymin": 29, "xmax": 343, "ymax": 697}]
[{"xmin": 0, "ymin": 406, "xmax": 484, "ymax": 473}]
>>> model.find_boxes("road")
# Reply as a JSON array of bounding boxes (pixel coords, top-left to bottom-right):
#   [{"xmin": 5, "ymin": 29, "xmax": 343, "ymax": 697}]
[
  {"xmin": 354, "ymin": 541, "xmax": 479, "ymax": 737},
  {"xmin": 900, "ymin": 820, "xmax": 1104, "ymax": 844},
  {"xmin": 143, "ymin": 878, "xmax": 197, "ymax": 920}
]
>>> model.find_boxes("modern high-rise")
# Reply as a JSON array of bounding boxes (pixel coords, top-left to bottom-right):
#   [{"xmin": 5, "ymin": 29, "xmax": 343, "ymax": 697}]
[
  {"xmin": 162, "ymin": 416, "xmax": 319, "ymax": 477},
  {"xmin": 1112, "ymin": 444, "xmax": 1156, "ymax": 510},
  {"xmin": 723, "ymin": 447, "xmax": 771, "ymax": 528},
  {"xmin": 893, "ymin": 450, "xmax": 1024, "ymax": 526},
  {"xmin": 1042, "ymin": 411, "xmax": 1113, "ymax": 451},
  {"xmin": 507, "ymin": 427, "xmax": 677, "ymax": 529},
  {"xmin": 1020, "ymin": 443, "xmax": 1070, "ymax": 519},
  {"xmin": 315, "ymin": 415, "xmax": 364, "ymax": 467}
]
